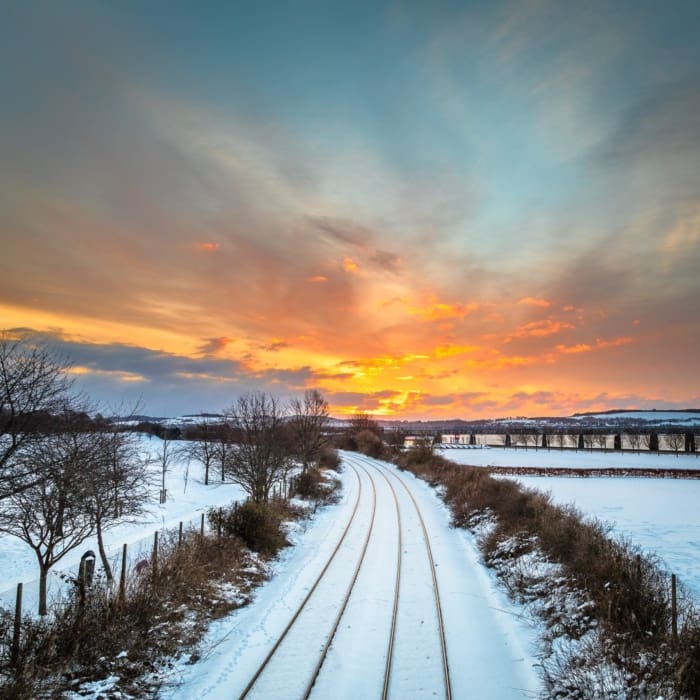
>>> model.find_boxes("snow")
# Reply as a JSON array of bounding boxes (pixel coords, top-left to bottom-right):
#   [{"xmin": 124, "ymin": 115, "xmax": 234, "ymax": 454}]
[
  {"xmin": 159, "ymin": 453, "xmax": 540, "ymax": 699},
  {"xmin": 572, "ymin": 411, "xmax": 700, "ymax": 424},
  {"xmin": 0, "ymin": 436, "xmax": 246, "ymax": 615},
  {"xmin": 513, "ymin": 476, "xmax": 700, "ymax": 597},
  {"xmin": 444, "ymin": 445, "xmax": 700, "ymax": 470},
  {"xmin": 443, "ymin": 448, "xmax": 700, "ymax": 598}
]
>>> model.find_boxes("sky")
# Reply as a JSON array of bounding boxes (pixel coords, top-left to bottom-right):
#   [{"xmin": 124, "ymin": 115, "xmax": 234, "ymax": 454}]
[{"xmin": 1, "ymin": 0, "xmax": 699, "ymax": 419}]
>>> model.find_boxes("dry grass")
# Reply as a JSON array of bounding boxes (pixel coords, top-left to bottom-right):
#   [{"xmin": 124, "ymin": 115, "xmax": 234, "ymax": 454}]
[
  {"xmin": 395, "ymin": 447, "xmax": 700, "ymax": 698},
  {"xmin": 0, "ymin": 526, "xmax": 269, "ymax": 698}
]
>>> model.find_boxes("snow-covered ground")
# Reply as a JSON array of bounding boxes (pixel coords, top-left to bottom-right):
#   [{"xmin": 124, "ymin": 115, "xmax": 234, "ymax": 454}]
[
  {"xmin": 573, "ymin": 411, "xmax": 700, "ymax": 424},
  {"xmin": 162, "ymin": 453, "xmax": 541, "ymax": 699},
  {"xmin": 514, "ymin": 476, "xmax": 700, "ymax": 597},
  {"xmin": 0, "ymin": 436, "xmax": 246, "ymax": 615},
  {"xmin": 444, "ymin": 445, "xmax": 700, "ymax": 470},
  {"xmin": 444, "ymin": 448, "xmax": 700, "ymax": 598}
]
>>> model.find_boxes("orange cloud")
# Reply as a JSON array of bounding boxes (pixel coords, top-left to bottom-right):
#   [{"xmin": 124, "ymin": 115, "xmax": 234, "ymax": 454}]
[
  {"xmin": 433, "ymin": 344, "xmax": 480, "ymax": 358},
  {"xmin": 555, "ymin": 336, "xmax": 634, "ymax": 355},
  {"xmin": 513, "ymin": 319, "xmax": 574, "ymax": 338},
  {"xmin": 67, "ymin": 366, "xmax": 146, "ymax": 382},
  {"xmin": 342, "ymin": 257, "xmax": 360, "ymax": 273},
  {"xmin": 193, "ymin": 242, "xmax": 220, "ymax": 252},
  {"xmin": 306, "ymin": 275, "xmax": 328, "ymax": 283},
  {"xmin": 409, "ymin": 301, "xmax": 479, "ymax": 321},
  {"xmin": 596, "ymin": 336, "xmax": 634, "ymax": 349},
  {"xmin": 518, "ymin": 296, "xmax": 551, "ymax": 308},
  {"xmin": 555, "ymin": 343, "xmax": 592, "ymax": 354}
]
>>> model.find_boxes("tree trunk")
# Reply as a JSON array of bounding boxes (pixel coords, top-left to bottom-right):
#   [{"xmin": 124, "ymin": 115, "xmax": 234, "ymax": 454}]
[
  {"xmin": 96, "ymin": 520, "xmax": 113, "ymax": 582},
  {"xmin": 39, "ymin": 565, "xmax": 48, "ymax": 616}
]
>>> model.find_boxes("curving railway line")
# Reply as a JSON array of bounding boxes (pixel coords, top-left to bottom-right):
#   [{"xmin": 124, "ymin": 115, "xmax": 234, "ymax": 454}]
[{"xmin": 166, "ymin": 453, "xmax": 539, "ymax": 700}]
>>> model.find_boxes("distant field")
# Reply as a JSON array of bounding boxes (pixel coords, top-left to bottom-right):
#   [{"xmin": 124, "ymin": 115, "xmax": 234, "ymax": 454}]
[
  {"xmin": 444, "ymin": 446, "xmax": 700, "ymax": 470},
  {"xmin": 515, "ymin": 476, "xmax": 700, "ymax": 597},
  {"xmin": 444, "ymin": 448, "xmax": 700, "ymax": 597}
]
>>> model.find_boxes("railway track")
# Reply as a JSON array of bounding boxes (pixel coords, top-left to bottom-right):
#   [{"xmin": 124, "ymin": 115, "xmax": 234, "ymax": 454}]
[
  {"xmin": 237, "ymin": 453, "xmax": 453, "ymax": 699},
  {"xmin": 344, "ymin": 453, "xmax": 452, "ymax": 700},
  {"xmin": 238, "ymin": 463, "xmax": 378, "ymax": 699}
]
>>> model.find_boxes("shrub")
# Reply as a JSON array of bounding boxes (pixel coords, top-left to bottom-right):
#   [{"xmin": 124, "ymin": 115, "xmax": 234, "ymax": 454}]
[
  {"xmin": 390, "ymin": 449, "xmax": 700, "ymax": 697},
  {"xmin": 212, "ymin": 500, "xmax": 289, "ymax": 556},
  {"xmin": 293, "ymin": 467, "xmax": 341, "ymax": 506},
  {"xmin": 318, "ymin": 447, "xmax": 341, "ymax": 471},
  {"xmin": 0, "ymin": 530, "xmax": 266, "ymax": 698}
]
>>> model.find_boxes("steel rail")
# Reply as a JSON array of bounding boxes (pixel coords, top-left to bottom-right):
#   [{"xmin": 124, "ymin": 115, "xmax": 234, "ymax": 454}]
[
  {"xmin": 342, "ymin": 454, "xmax": 403, "ymax": 700},
  {"xmin": 301, "ymin": 463, "xmax": 377, "ymax": 698},
  {"xmin": 354, "ymin": 453, "xmax": 453, "ymax": 700},
  {"xmin": 238, "ymin": 464, "xmax": 365, "ymax": 699}
]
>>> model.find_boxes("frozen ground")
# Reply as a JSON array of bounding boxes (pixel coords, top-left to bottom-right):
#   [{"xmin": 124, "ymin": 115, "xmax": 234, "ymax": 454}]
[
  {"xmin": 573, "ymin": 411, "xmax": 700, "ymax": 424},
  {"xmin": 445, "ymin": 448, "xmax": 700, "ymax": 598},
  {"xmin": 0, "ymin": 436, "xmax": 246, "ymax": 615},
  {"xmin": 444, "ymin": 445, "xmax": 700, "ymax": 470},
  {"xmin": 162, "ymin": 453, "xmax": 541, "ymax": 699},
  {"xmin": 514, "ymin": 476, "xmax": 700, "ymax": 597}
]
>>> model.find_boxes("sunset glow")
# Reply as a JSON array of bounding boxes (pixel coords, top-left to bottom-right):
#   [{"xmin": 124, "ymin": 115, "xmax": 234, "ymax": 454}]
[{"xmin": 1, "ymin": 2, "xmax": 699, "ymax": 418}]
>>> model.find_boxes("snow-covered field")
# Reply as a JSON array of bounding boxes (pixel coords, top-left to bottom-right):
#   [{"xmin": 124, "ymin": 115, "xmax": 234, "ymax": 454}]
[
  {"xmin": 445, "ymin": 448, "xmax": 700, "ymax": 597},
  {"xmin": 573, "ymin": 410, "xmax": 700, "ymax": 424},
  {"xmin": 0, "ymin": 436, "xmax": 246, "ymax": 615},
  {"xmin": 444, "ymin": 445, "xmax": 700, "ymax": 470},
  {"xmin": 514, "ymin": 476, "xmax": 700, "ymax": 597}
]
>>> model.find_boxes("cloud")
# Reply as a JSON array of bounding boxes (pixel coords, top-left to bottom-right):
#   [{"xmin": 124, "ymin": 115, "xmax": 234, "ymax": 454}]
[
  {"xmin": 342, "ymin": 257, "xmax": 360, "ymax": 274},
  {"xmin": 369, "ymin": 250, "xmax": 402, "ymax": 274},
  {"xmin": 198, "ymin": 337, "xmax": 234, "ymax": 355},
  {"xmin": 193, "ymin": 242, "xmax": 220, "ymax": 252},
  {"xmin": 517, "ymin": 297, "xmax": 551, "ymax": 308},
  {"xmin": 408, "ymin": 300, "xmax": 480, "ymax": 321},
  {"xmin": 511, "ymin": 319, "xmax": 574, "ymax": 339},
  {"xmin": 308, "ymin": 216, "xmax": 370, "ymax": 248}
]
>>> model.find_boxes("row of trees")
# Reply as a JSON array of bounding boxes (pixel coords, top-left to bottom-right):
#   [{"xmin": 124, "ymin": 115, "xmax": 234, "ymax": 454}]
[
  {"xmin": 500, "ymin": 430, "xmax": 693, "ymax": 454},
  {"xmin": 177, "ymin": 389, "xmax": 331, "ymax": 501},
  {"xmin": 0, "ymin": 335, "xmax": 152, "ymax": 614},
  {"xmin": 0, "ymin": 334, "xmax": 334, "ymax": 614}
]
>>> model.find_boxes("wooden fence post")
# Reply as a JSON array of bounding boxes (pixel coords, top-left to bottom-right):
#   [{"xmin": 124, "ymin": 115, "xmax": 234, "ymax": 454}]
[
  {"xmin": 152, "ymin": 531, "xmax": 159, "ymax": 567},
  {"xmin": 672, "ymin": 573, "xmax": 678, "ymax": 643},
  {"xmin": 200, "ymin": 512, "xmax": 205, "ymax": 537},
  {"xmin": 12, "ymin": 582, "xmax": 22, "ymax": 666},
  {"xmin": 119, "ymin": 543, "xmax": 127, "ymax": 605},
  {"xmin": 218, "ymin": 508, "xmax": 222, "ymax": 538},
  {"xmin": 178, "ymin": 521, "xmax": 183, "ymax": 547}
]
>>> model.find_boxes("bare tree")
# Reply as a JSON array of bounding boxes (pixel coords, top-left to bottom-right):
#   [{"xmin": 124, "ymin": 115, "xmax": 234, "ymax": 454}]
[
  {"xmin": 214, "ymin": 423, "xmax": 232, "ymax": 482},
  {"xmin": 156, "ymin": 437, "xmax": 172, "ymax": 503},
  {"xmin": 625, "ymin": 431, "xmax": 642, "ymax": 453},
  {"xmin": 224, "ymin": 392, "xmax": 292, "ymax": 503},
  {"xmin": 0, "ymin": 427, "xmax": 95, "ymax": 614},
  {"xmin": 350, "ymin": 412, "xmax": 382, "ymax": 436},
  {"xmin": 83, "ymin": 427, "xmax": 152, "ymax": 581},
  {"xmin": 664, "ymin": 433, "xmax": 684, "ymax": 457},
  {"xmin": 182, "ymin": 419, "xmax": 218, "ymax": 485},
  {"xmin": 555, "ymin": 432, "xmax": 567, "ymax": 450},
  {"xmin": 0, "ymin": 333, "xmax": 73, "ymax": 500},
  {"xmin": 288, "ymin": 389, "xmax": 329, "ymax": 471},
  {"xmin": 568, "ymin": 431, "xmax": 581, "ymax": 451},
  {"xmin": 595, "ymin": 434, "xmax": 608, "ymax": 451}
]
